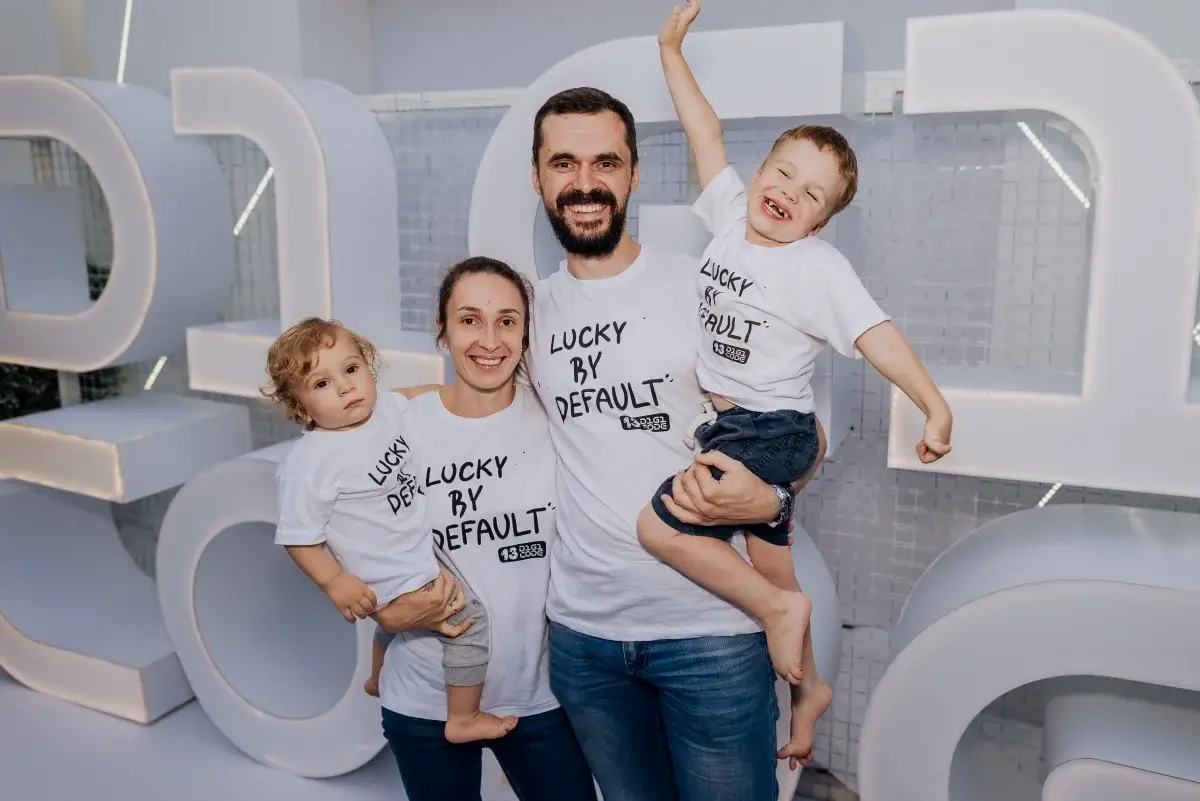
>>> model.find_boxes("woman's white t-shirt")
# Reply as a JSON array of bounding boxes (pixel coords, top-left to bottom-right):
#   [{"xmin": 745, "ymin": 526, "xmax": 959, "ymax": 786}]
[{"xmin": 378, "ymin": 387, "xmax": 560, "ymax": 721}]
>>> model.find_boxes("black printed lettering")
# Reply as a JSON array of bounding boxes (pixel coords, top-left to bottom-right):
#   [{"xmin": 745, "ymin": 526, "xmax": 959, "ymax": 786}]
[
  {"xmin": 497, "ymin": 540, "xmax": 547, "ymax": 564},
  {"xmin": 367, "ymin": 435, "xmax": 412, "ymax": 486},
  {"xmin": 569, "ymin": 351, "xmax": 603, "ymax": 386},
  {"xmin": 548, "ymin": 320, "xmax": 628, "ymax": 354},
  {"xmin": 425, "ymin": 455, "xmax": 509, "ymax": 488},
  {"xmin": 701, "ymin": 311, "xmax": 764, "ymax": 344},
  {"xmin": 553, "ymin": 377, "xmax": 667, "ymax": 422},
  {"xmin": 700, "ymin": 259, "xmax": 755, "ymax": 297},
  {"xmin": 448, "ymin": 485, "xmax": 484, "ymax": 518},
  {"xmin": 436, "ymin": 507, "xmax": 548, "ymax": 551}
]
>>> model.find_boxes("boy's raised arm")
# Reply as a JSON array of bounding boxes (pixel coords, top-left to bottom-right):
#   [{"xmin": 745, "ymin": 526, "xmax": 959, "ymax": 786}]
[{"xmin": 658, "ymin": 1, "xmax": 728, "ymax": 190}]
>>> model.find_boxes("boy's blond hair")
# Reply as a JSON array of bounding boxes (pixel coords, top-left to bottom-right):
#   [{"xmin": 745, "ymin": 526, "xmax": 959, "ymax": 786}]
[
  {"xmin": 261, "ymin": 317, "xmax": 380, "ymax": 428},
  {"xmin": 766, "ymin": 124, "xmax": 859, "ymax": 223}
]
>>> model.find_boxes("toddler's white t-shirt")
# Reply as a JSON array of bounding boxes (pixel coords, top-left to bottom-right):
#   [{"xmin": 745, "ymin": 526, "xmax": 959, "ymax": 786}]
[
  {"xmin": 274, "ymin": 390, "xmax": 436, "ymax": 607},
  {"xmin": 694, "ymin": 165, "xmax": 890, "ymax": 414}
]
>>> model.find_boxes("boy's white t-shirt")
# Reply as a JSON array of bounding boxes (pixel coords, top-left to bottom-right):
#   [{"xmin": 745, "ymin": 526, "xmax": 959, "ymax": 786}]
[
  {"xmin": 530, "ymin": 246, "xmax": 760, "ymax": 642},
  {"xmin": 378, "ymin": 388, "xmax": 560, "ymax": 720},
  {"xmin": 274, "ymin": 390, "xmax": 436, "ymax": 608},
  {"xmin": 694, "ymin": 165, "xmax": 890, "ymax": 414}
]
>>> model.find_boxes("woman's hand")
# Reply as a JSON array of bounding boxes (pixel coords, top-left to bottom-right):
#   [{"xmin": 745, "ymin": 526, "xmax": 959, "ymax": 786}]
[
  {"xmin": 658, "ymin": 449, "xmax": 781, "ymax": 527},
  {"xmin": 373, "ymin": 569, "xmax": 474, "ymax": 637}
]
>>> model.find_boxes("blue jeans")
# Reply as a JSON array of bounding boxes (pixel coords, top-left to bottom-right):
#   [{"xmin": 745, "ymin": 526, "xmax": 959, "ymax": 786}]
[
  {"xmin": 548, "ymin": 621, "xmax": 779, "ymax": 801},
  {"xmin": 381, "ymin": 706, "xmax": 597, "ymax": 801}
]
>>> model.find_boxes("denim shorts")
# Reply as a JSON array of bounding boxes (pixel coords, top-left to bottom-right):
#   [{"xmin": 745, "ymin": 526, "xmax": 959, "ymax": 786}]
[{"xmin": 649, "ymin": 405, "xmax": 820, "ymax": 547}]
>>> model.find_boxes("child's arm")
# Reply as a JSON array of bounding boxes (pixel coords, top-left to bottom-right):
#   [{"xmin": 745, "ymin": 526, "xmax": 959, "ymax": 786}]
[
  {"xmin": 658, "ymin": 1, "xmax": 728, "ymax": 189},
  {"xmin": 285, "ymin": 544, "xmax": 377, "ymax": 622},
  {"xmin": 855, "ymin": 321, "xmax": 953, "ymax": 462}
]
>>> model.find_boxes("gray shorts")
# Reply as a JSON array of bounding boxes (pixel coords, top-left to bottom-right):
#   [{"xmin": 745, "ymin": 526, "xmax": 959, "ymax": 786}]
[{"xmin": 374, "ymin": 546, "xmax": 489, "ymax": 687}]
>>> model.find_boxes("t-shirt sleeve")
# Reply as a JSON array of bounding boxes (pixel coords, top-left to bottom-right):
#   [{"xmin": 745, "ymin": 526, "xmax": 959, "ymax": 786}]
[
  {"xmin": 274, "ymin": 452, "xmax": 335, "ymax": 547},
  {"xmin": 692, "ymin": 165, "xmax": 747, "ymax": 236},
  {"xmin": 798, "ymin": 245, "xmax": 891, "ymax": 359}
]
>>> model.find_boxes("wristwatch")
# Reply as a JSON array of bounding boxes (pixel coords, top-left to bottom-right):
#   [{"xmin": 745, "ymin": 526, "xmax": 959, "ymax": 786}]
[{"xmin": 767, "ymin": 483, "xmax": 795, "ymax": 528}]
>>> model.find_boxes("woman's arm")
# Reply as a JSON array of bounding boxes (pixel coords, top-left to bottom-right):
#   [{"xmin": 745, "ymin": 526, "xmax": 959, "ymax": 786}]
[{"xmin": 391, "ymin": 383, "xmax": 443, "ymax": 399}]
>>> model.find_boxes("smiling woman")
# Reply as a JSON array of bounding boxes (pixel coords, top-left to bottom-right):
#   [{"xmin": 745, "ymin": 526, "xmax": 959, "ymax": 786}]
[
  {"xmin": 374, "ymin": 256, "xmax": 598, "ymax": 801},
  {"xmin": 435, "ymin": 256, "xmax": 534, "ymax": 393}
]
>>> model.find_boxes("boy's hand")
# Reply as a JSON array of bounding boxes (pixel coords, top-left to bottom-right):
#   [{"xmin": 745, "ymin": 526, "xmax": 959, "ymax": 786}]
[
  {"xmin": 659, "ymin": 0, "xmax": 701, "ymax": 50},
  {"xmin": 323, "ymin": 572, "xmax": 377, "ymax": 622},
  {"xmin": 917, "ymin": 413, "xmax": 953, "ymax": 463}
]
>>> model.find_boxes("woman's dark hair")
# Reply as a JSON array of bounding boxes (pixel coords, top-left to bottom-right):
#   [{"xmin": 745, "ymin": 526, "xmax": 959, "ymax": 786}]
[{"xmin": 436, "ymin": 256, "xmax": 534, "ymax": 358}]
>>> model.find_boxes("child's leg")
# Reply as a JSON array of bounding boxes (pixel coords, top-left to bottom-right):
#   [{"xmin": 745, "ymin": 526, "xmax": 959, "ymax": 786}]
[
  {"xmin": 432, "ymin": 547, "xmax": 517, "ymax": 744},
  {"xmin": 746, "ymin": 536, "xmax": 833, "ymax": 766},
  {"xmin": 364, "ymin": 626, "xmax": 392, "ymax": 697},
  {"xmin": 637, "ymin": 505, "xmax": 810, "ymax": 684},
  {"xmin": 444, "ymin": 683, "xmax": 516, "ymax": 744}
]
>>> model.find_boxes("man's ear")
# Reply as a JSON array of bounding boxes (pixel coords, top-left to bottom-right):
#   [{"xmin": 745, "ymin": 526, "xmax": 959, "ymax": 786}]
[
  {"xmin": 630, "ymin": 161, "xmax": 640, "ymax": 196},
  {"xmin": 531, "ymin": 160, "xmax": 542, "ymax": 195}
]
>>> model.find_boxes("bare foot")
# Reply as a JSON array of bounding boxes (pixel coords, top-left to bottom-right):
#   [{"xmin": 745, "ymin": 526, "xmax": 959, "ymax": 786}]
[
  {"xmin": 762, "ymin": 591, "xmax": 811, "ymax": 684},
  {"xmin": 363, "ymin": 676, "xmax": 380, "ymax": 697},
  {"xmin": 777, "ymin": 678, "xmax": 833, "ymax": 770},
  {"xmin": 444, "ymin": 711, "xmax": 518, "ymax": 744}
]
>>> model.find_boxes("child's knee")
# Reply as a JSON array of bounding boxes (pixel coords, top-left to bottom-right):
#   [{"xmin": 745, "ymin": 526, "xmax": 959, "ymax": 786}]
[{"xmin": 637, "ymin": 505, "xmax": 675, "ymax": 554}]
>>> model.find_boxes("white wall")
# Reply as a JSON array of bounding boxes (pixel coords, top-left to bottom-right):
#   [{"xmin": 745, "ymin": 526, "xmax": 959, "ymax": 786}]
[
  {"xmin": 297, "ymin": 0, "xmax": 373, "ymax": 94},
  {"xmin": 0, "ymin": 0, "xmax": 373, "ymax": 95},
  {"xmin": 369, "ymin": 0, "xmax": 1200, "ymax": 94},
  {"xmin": 0, "ymin": 0, "xmax": 73, "ymax": 75},
  {"xmin": 368, "ymin": 0, "xmax": 1015, "ymax": 93}
]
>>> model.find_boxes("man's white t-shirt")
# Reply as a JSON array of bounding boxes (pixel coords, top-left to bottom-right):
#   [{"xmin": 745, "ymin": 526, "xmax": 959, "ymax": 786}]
[
  {"xmin": 274, "ymin": 391, "xmax": 436, "ymax": 607},
  {"xmin": 530, "ymin": 246, "xmax": 760, "ymax": 642},
  {"xmin": 694, "ymin": 165, "xmax": 890, "ymax": 414},
  {"xmin": 379, "ymin": 388, "xmax": 560, "ymax": 720}
]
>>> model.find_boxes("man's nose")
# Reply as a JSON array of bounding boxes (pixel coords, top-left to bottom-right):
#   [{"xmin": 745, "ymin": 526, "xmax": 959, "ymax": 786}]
[{"xmin": 575, "ymin": 164, "xmax": 598, "ymax": 192}]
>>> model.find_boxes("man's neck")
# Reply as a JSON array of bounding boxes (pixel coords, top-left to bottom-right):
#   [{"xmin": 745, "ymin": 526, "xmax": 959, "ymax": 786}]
[{"xmin": 564, "ymin": 234, "xmax": 642, "ymax": 281}]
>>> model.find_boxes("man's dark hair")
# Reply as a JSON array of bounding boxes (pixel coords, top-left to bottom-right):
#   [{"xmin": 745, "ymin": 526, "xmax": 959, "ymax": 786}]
[{"xmin": 532, "ymin": 87, "xmax": 638, "ymax": 167}]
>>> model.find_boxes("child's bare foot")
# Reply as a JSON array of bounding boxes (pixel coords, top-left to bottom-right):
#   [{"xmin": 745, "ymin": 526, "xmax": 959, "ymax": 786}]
[
  {"xmin": 762, "ymin": 591, "xmax": 811, "ymax": 684},
  {"xmin": 363, "ymin": 676, "xmax": 380, "ymax": 697},
  {"xmin": 444, "ymin": 711, "xmax": 518, "ymax": 744},
  {"xmin": 777, "ymin": 678, "xmax": 834, "ymax": 770}
]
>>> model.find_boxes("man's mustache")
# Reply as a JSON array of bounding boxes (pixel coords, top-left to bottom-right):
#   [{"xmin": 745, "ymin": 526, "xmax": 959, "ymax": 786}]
[{"xmin": 555, "ymin": 189, "xmax": 618, "ymax": 213}]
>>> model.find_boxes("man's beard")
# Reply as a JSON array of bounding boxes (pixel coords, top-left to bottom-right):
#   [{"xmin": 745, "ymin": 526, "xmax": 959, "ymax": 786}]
[{"xmin": 543, "ymin": 188, "xmax": 628, "ymax": 258}]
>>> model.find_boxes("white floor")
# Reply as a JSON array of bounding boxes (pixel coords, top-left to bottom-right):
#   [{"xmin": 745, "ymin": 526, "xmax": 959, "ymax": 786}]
[{"xmin": 0, "ymin": 671, "xmax": 406, "ymax": 801}]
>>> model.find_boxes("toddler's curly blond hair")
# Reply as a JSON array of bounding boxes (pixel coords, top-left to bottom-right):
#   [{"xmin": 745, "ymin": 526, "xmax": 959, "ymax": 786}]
[{"xmin": 261, "ymin": 317, "xmax": 380, "ymax": 428}]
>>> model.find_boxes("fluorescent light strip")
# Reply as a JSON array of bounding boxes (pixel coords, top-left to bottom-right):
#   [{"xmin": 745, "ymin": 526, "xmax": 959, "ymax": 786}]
[
  {"xmin": 143, "ymin": 355, "xmax": 168, "ymax": 391},
  {"xmin": 1037, "ymin": 482, "xmax": 1063, "ymax": 508},
  {"xmin": 232, "ymin": 167, "xmax": 275, "ymax": 236},
  {"xmin": 1016, "ymin": 121, "xmax": 1090, "ymax": 209},
  {"xmin": 115, "ymin": 0, "xmax": 134, "ymax": 83}
]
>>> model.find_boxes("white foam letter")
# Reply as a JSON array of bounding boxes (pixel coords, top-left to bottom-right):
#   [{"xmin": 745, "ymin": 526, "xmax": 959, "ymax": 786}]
[
  {"xmin": 171, "ymin": 68, "xmax": 444, "ymax": 398},
  {"xmin": 888, "ymin": 10, "xmax": 1200, "ymax": 498}
]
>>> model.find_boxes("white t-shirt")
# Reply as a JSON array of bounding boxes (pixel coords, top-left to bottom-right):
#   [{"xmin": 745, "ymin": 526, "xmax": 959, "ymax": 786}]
[
  {"xmin": 274, "ymin": 391, "xmax": 436, "ymax": 607},
  {"xmin": 694, "ymin": 165, "xmax": 890, "ymax": 414},
  {"xmin": 378, "ymin": 388, "xmax": 560, "ymax": 720},
  {"xmin": 530, "ymin": 246, "xmax": 760, "ymax": 642}
]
